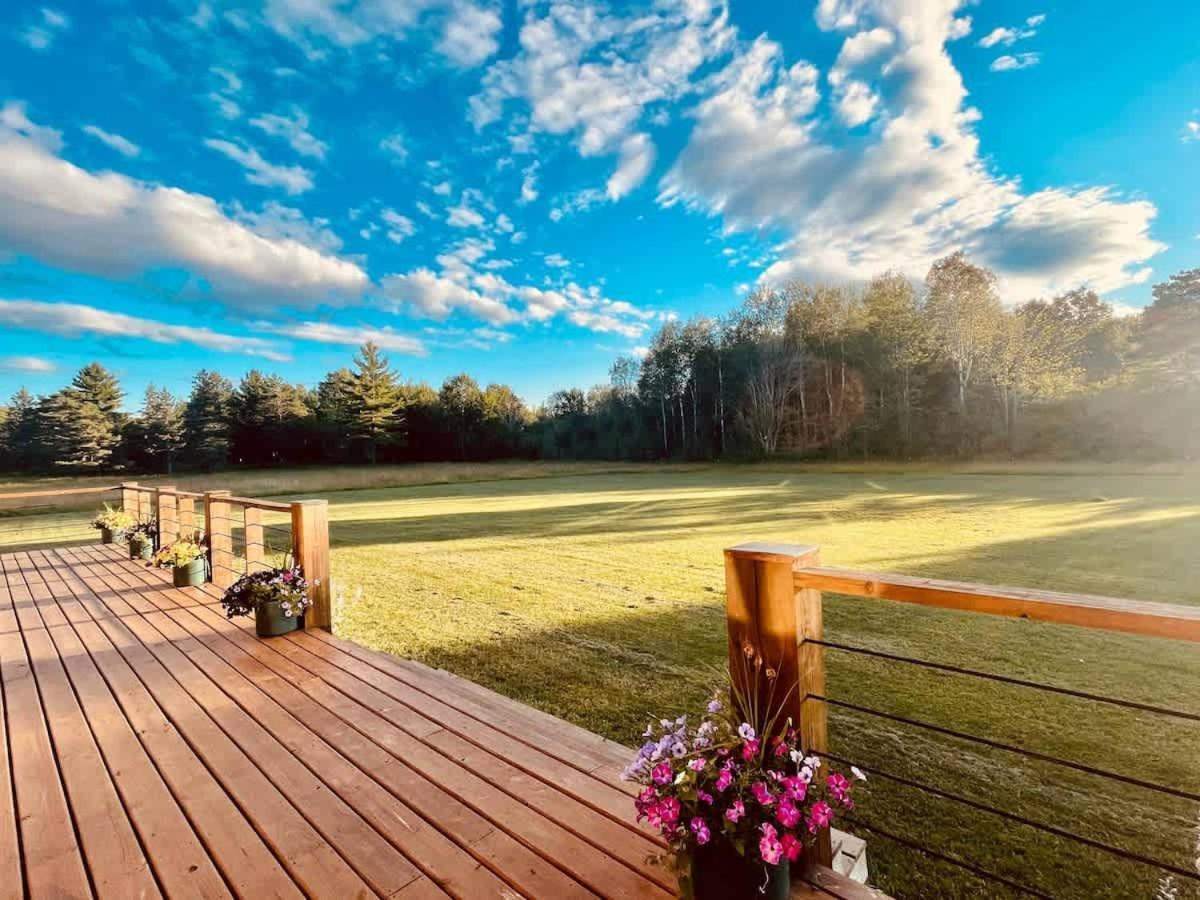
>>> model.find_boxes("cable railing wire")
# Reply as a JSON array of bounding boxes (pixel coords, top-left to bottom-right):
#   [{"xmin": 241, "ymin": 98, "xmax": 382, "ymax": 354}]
[
  {"xmin": 813, "ymin": 695, "xmax": 1200, "ymax": 803},
  {"xmin": 823, "ymin": 752, "xmax": 1200, "ymax": 882},
  {"xmin": 838, "ymin": 814, "xmax": 1054, "ymax": 900},
  {"xmin": 814, "ymin": 639, "xmax": 1200, "ymax": 724}
]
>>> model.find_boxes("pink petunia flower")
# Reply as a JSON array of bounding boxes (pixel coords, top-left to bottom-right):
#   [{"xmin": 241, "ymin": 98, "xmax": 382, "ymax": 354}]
[
  {"xmin": 715, "ymin": 769, "xmax": 733, "ymax": 792},
  {"xmin": 688, "ymin": 758, "xmax": 707, "ymax": 772},
  {"xmin": 751, "ymin": 781, "xmax": 774, "ymax": 806},
  {"xmin": 807, "ymin": 800, "xmax": 833, "ymax": 833},
  {"xmin": 659, "ymin": 796, "xmax": 681, "ymax": 825},
  {"xmin": 759, "ymin": 823, "xmax": 783, "ymax": 866},
  {"xmin": 690, "ymin": 817, "xmax": 711, "ymax": 846},
  {"xmin": 776, "ymin": 799, "xmax": 801, "ymax": 828},
  {"xmin": 652, "ymin": 762, "xmax": 673, "ymax": 785},
  {"xmin": 741, "ymin": 739, "xmax": 760, "ymax": 761},
  {"xmin": 724, "ymin": 799, "xmax": 745, "ymax": 823},
  {"xmin": 781, "ymin": 832, "xmax": 803, "ymax": 862}
]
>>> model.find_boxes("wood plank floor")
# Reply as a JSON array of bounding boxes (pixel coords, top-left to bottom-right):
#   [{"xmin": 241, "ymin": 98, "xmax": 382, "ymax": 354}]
[{"xmin": 0, "ymin": 543, "xmax": 877, "ymax": 899}]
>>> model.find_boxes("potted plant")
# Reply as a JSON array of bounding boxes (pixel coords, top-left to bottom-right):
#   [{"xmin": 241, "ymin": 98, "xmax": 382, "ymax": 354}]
[
  {"xmin": 622, "ymin": 666, "xmax": 863, "ymax": 899},
  {"xmin": 91, "ymin": 505, "xmax": 134, "ymax": 544},
  {"xmin": 153, "ymin": 537, "xmax": 208, "ymax": 587},
  {"xmin": 220, "ymin": 563, "xmax": 311, "ymax": 637},
  {"xmin": 126, "ymin": 522, "xmax": 157, "ymax": 560}
]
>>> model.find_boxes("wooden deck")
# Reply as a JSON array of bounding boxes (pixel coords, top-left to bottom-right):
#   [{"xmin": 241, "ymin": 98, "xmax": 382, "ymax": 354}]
[{"xmin": 0, "ymin": 543, "xmax": 873, "ymax": 899}]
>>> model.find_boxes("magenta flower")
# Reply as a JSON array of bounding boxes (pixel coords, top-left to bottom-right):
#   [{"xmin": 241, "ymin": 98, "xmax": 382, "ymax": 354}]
[
  {"xmin": 759, "ymin": 823, "xmax": 783, "ymax": 866},
  {"xmin": 659, "ymin": 796, "xmax": 681, "ymax": 825},
  {"xmin": 715, "ymin": 768, "xmax": 733, "ymax": 792},
  {"xmin": 776, "ymin": 799, "xmax": 801, "ymax": 828},
  {"xmin": 781, "ymin": 832, "xmax": 803, "ymax": 862},
  {"xmin": 827, "ymin": 772, "xmax": 852, "ymax": 804},
  {"xmin": 751, "ymin": 781, "xmax": 774, "ymax": 806},
  {"xmin": 690, "ymin": 817, "xmax": 711, "ymax": 846},
  {"xmin": 807, "ymin": 800, "xmax": 833, "ymax": 833},
  {"xmin": 688, "ymin": 758, "xmax": 707, "ymax": 772},
  {"xmin": 652, "ymin": 762, "xmax": 673, "ymax": 785},
  {"xmin": 724, "ymin": 799, "xmax": 745, "ymax": 823},
  {"xmin": 782, "ymin": 775, "xmax": 808, "ymax": 803},
  {"xmin": 741, "ymin": 739, "xmax": 760, "ymax": 761},
  {"xmin": 697, "ymin": 790, "xmax": 714, "ymax": 805}
]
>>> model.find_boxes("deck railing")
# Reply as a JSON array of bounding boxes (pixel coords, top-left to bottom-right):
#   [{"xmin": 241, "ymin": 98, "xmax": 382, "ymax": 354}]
[
  {"xmin": 117, "ymin": 482, "xmax": 331, "ymax": 627},
  {"xmin": 725, "ymin": 542, "xmax": 1200, "ymax": 897}
]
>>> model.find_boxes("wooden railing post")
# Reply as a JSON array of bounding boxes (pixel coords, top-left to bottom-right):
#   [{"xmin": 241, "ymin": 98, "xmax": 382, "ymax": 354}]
[
  {"xmin": 177, "ymin": 495, "xmax": 195, "ymax": 538},
  {"xmin": 155, "ymin": 486, "xmax": 177, "ymax": 548},
  {"xmin": 291, "ymin": 500, "xmax": 331, "ymax": 629},
  {"xmin": 724, "ymin": 542, "xmax": 831, "ymax": 867},
  {"xmin": 120, "ymin": 482, "xmax": 139, "ymax": 517},
  {"xmin": 204, "ymin": 491, "xmax": 233, "ymax": 588}
]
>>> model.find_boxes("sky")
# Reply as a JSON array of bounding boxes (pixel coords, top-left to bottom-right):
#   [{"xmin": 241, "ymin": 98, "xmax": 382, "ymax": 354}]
[{"xmin": 0, "ymin": 0, "xmax": 1197, "ymax": 408}]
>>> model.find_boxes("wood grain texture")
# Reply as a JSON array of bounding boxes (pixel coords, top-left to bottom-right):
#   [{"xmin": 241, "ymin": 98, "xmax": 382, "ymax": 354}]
[{"xmin": 794, "ymin": 566, "xmax": 1200, "ymax": 642}]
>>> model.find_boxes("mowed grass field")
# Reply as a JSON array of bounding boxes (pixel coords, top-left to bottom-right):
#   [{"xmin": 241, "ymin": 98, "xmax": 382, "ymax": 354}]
[{"xmin": 5, "ymin": 463, "xmax": 1200, "ymax": 898}]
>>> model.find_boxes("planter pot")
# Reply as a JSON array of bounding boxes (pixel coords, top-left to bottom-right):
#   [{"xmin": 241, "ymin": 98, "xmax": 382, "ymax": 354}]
[
  {"xmin": 100, "ymin": 527, "xmax": 115, "ymax": 545},
  {"xmin": 128, "ymin": 537, "xmax": 153, "ymax": 561},
  {"xmin": 173, "ymin": 558, "xmax": 206, "ymax": 588},
  {"xmin": 256, "ymin": 599, "xmax": 301, "ymax": 637},
  {"xmin": 690, "ymin": 839, "xmax": 789, "ymax": 900}
]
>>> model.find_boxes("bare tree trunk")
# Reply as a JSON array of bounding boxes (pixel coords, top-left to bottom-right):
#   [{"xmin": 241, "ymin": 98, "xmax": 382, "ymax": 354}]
[{"xmin": 717, "ymin": 355, "xmax": 726, "ymax": 454}]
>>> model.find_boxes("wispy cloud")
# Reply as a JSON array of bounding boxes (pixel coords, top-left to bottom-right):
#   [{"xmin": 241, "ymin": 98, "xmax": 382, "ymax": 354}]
[
  {"xmin": 991, "ymin": 52, "xmax": 1041, "ymax": 72},
  {"xmin": 259, "ymin": 321, "xmax": 426, "ymax": 355},
  {"xmin": 0, "ymin": 355, "xmax": 56, "ymax": 373},
  {"xmin": 249, "ymin": 106, "xmax": 327, "ymax": 160},
  {"xmin": 0, "ymin": 299, "xmax": 290, "ymax": 361},
  {"xmin": 21, "ymin": 7, "xmax": 70, "ymax": 51},
  {"xmin": 204, "ymin": 139, "xmax": 314, "ymax": 194},
  {"xmin": 81, "ymin": 124, "xmax": 140, "ymax": 157}
]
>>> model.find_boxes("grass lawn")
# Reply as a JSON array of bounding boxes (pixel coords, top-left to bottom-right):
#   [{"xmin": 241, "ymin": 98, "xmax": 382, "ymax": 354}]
[{"xmin": 6, "ymin": 463, "xmax": 1200, "ymax": 898}]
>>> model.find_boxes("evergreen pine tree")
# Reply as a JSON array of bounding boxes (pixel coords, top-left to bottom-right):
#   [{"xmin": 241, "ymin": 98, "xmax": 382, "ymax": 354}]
[
  {"xmin": 341, "ymin": 342, "xmax": 403, "ymax": 464},
  {"xmin": 1, "ymin": 389, "xmax": 37, "ymax": 469},
  {"xmin": 140, "ymin": 385, "xmax": 186, "ymax": 473},
  {"xmin": 184, "ymin": 370, "xmax": 234, "ymax": 470}
]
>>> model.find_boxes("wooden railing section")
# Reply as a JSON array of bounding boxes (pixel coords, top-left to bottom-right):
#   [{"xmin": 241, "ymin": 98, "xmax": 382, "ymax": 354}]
[
  {"xmin": 118, "ymin": 482, "xmax": 331, "ymax": 628},
  {"xmin": 725, "ymin": 541, "xmax": 1200, "ymax": 894}
]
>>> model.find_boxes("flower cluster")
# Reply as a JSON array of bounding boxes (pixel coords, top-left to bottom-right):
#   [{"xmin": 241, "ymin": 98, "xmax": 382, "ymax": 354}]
[
  {"xmin": 126, "ymin": 521, "xmax": 158, "ymax": 542},
  {"xmin": 91, "ymin": 504, "xmax": 134, "ymax": 534},
  {"xmin": 220, "ymin": 565, "xmax": 311, "ymax": 619},
  {"xmin": 153, "ymin": 538, "xmax": 206, "ymax": 569},
  {"xmin": 623, "ymin": 693, "xmax": 862, "ymax": 873}
]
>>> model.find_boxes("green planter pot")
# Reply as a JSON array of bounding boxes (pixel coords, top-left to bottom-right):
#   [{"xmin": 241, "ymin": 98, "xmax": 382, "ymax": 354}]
[
  {"xmin": 255, "ymin": 600, "xmax": 301, "ymax": 637},
  {"xmin": 129, "ymin": 537, "xmax": 153, "ymax": 561},
  {"xmin": 173, "ymin": 558, "xmax": 206, "ymax": 587},
  {"xmin": 690, "ymin": 840, "xmax": 789, "ymax": 900},
  {"xmin": 100, "ymin": 527, "xmax": 115, "ymax": 545}
]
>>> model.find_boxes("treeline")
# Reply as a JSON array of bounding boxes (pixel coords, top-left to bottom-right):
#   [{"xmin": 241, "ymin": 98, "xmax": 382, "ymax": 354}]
[{"xmin": 1, "ymin": 256, "xmax": 1197, "ymax": 473}]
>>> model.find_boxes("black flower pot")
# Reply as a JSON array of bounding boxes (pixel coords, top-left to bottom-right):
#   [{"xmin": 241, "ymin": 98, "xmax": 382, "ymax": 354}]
[
  {"xmin": 173, "ymin": 559, "xmax": 206, "ymax": 587},
  {"xmin": 100, "ymin": 527, "xmax": 115, "ymax": 545},
  {"xmin": 690, "ymin": 839, "xmax": 789, "ymax": 900},
  {"xmin": 256, "ymin": 599, "xmax": 301, "ymax": 637},
  {"xmin": 129, "ymin": 537, "xmax": 153, "ymax": 561}
]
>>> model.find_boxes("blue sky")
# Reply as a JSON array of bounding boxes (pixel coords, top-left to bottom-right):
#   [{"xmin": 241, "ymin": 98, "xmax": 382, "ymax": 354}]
[{"xmin": 0, "ymin": 0, "xmax": 1196, "ymax": 408}]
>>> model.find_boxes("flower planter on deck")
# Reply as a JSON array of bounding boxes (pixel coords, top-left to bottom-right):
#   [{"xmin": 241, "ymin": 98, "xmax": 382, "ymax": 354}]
[
  {"xmin": 100, "ymin": 527, "xmax": 116, "ymax": 545},
  {"xmin": 172, "ymin": 558, "xmax": 206, "ymax": 587},
  {"xmin": 255, "ymin": 599, "xmax": 301, "ymax": 637},
  {"xmin": 128, "ymin": 537, "xmax": 153, "ymax": 561},
  {"xmin": 691, "ymin": 839, "xmax": 790, "ymax": 900}
]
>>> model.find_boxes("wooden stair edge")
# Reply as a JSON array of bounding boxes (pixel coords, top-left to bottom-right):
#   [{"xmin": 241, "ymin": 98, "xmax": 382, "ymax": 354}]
[{"xmin": 798, "ymin": 863, "xmax": 890, "ymax": 899}]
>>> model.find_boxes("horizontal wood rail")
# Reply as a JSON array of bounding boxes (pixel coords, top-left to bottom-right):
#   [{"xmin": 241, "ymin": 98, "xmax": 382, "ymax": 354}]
[
  {"xmin": 793, "ymin": 566, "xmax": 1200, "ymax": 643},
  {"xmin": 117, "ymin": 482, "xmax": 331, "ymax": 628}
]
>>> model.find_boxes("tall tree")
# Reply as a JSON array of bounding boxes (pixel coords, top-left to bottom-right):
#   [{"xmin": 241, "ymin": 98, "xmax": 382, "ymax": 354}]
[
  {"xmin": 440, "ymin": 374, "xmax": 485, "ymax": 460},
  {"xmin": 342, "ymin": 342, "xmax": 404, "ymax": 464},
  {"xmin": 862, "ymin": 273, "xmax": 928, "ymax": 455},
  {"xmin": 139, "ymin": 385, "xmax": 186, "ymax": 473},
  {"xmin": 1, "ymin": 389, "xmax": 38, "ymax": 470},
  {"xmin": 184, "ymin": 370, "xmax": 234, "ymax": 470},
  {"xmin": 924, "ymin": 252, "xmax": 1003, "ymax": 451}
]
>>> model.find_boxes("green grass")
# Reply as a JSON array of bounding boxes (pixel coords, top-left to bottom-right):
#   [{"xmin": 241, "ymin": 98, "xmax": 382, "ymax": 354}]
[{"xmin": 7, "ymin": 464, "xmax": 1200, "ymax": 898}]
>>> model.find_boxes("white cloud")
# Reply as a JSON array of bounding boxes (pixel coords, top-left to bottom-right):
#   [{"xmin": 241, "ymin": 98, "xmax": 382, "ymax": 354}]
[
  {"xmin": 381, "ymin": 209, "xmax": 416, "ymax": 243},
  {"xmin": 606, "ymin": 133, "xmax": 656, "ymax": 200},
  {"xmin": 991, "ymin": 53, "xmax": 1040, "ymax": 72},
  {"xmin": 437, "ymin": 2, "xmax": 502, "ymax": 67},
  {"xmin": 543, "ymin": 253, "xmax": 570, "ymax": 268},
  {"xmin": 381, "ymin": 236, "xmax": 654, "ymax": 336},
  {"xmin": 263, "ymin": 0, "xmax": 501, "ymax": 68},
  {"xmin": 380, "ymin": 131, "xmax": 408, "ymax": 163},
  {"xmin": 1, "ymin": 101, "xmax": 62, "ymax": 151},
  {"xmin": 262, "ymin": 320, "xmax": 426, "ymax": 355},
  {"xmin": 208, "ymin": 67, "xmax": 243, "ymax": 120},
  {"xmin": 978, "ymin": 13, "xmax": 1043, "ymax": 48},
  {"xmin": 249, "ymin": 107, "xmax": 328, "ymax": 159},
  {"xmin": 432, "ymin": 180, "xmax": 452, "ymax": 196},
  {"xmin": 471, "ymin": 0, "xmax": 733, "ymax": 212},
  {"xmin": 204, "ymin": 139, "xmax": 314, "ymax": 194},
  {"xmin": 0, "ymin": 355, "xmax": 55, "ymax": 373},
  {"xmin": 659, "ymin": 1, "xmax": 1162, "ymax": 300},
  {"xmin": 495, "ymin": 212, "xmax": 514, "ymax": 233},
  {"xmin": 1182, "ymin": 120, "xmax": 1199, "ymax": 142},
  {"xmin": 834, "ymin": 80, "xmax": 879, "ymax": 127},
  {"xmin": 446, "ymin": 194, "xmax": 486, "ymax": 228},
  {"xmin": 81, "ymin": 125, "xmax": 140, "ymax": 158},
  {"xmin": 0, "ymin": 107, "xmax": 366, "ymax": 309},
  {"xmin": 0, "ymin": 299, "xmax": 290, "ymax": 361},
  {"xmin": 21, "ymin": 7, "xmax": 70, "ymax": 51},
  {"xmin": 519, "ymin": 161, "xmax": 539, "ymax": 204}
]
